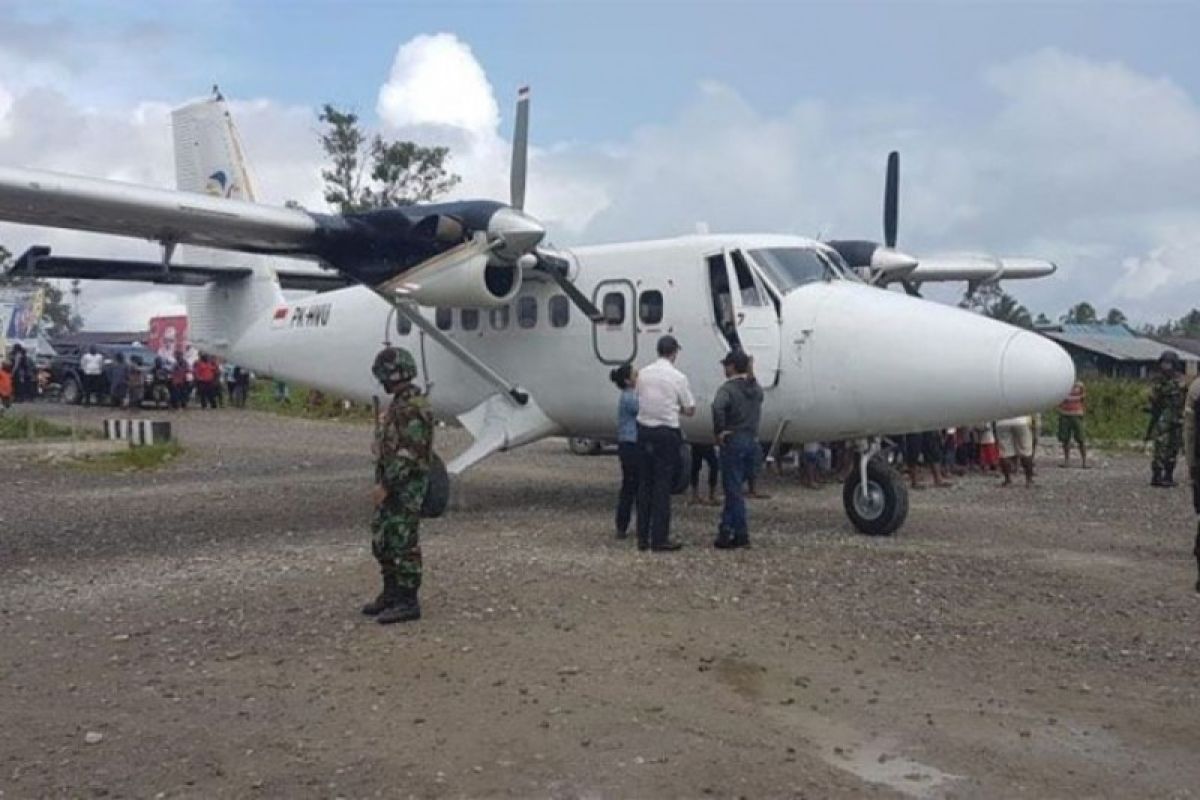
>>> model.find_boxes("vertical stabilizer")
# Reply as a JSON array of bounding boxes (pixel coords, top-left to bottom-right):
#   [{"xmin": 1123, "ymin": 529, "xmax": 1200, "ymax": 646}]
[
  {"xmin": 172, "ymin": 95, "xmax": 257, "ymax": 201},
  {"xmin": 172, "ymin": 93, "xmax": 283, "ymax": 353}
]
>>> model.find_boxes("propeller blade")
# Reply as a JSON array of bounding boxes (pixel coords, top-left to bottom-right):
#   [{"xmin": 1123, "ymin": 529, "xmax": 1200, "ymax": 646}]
[
  {"xmin": 884, "ymin": 150, "xmax": 899, "ymax": 248},
  {"xmin": 510, "ymin": 86, "xmax": 530, "ymax": 211}
]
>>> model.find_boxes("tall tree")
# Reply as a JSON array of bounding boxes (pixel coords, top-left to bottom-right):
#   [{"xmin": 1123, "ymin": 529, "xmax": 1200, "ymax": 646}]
[
  {"xmin": 318, "ymin": 104, "xmax": 460, "ymax": 213},
  {"xmin": 1034, "ymin": 312, "xmax": 1052, "ymax": 327},
  {"xmin": 1061, "ymin": 301, "xmax": 1097, "ymax": 324},
  {"xmin": 959, "ymin": 284, "xmax": 1033, "ymax": 329},
  {"xmin": 1104, "ymin": 308, "xmax": 1128, "ymax": 326}
]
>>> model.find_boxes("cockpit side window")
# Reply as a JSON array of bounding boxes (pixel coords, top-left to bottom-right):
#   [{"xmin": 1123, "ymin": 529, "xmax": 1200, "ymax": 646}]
[{"xmin": 730, "ymin": 250, "xmax": 765, "ymax": 307}]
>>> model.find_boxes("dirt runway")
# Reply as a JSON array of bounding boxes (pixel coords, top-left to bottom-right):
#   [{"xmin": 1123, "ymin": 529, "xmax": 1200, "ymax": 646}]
[{"xmin": 1, "ymin": 407, "xmax": 1197, "ymax": 798}]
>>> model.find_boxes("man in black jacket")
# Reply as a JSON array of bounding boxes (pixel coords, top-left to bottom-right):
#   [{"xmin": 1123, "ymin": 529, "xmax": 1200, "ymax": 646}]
[{"xmin": 712, "ymin": 350, "xmax": 764, "ymax": 549}]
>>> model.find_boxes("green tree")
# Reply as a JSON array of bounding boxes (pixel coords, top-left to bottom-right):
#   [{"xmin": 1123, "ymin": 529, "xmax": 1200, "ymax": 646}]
[
  {"xmin": 1034, "ymin": 312, "xmax": 1052, "ymax": 327},
  {"xmin": 1062, "ymin": 301, "xmax": 1097, "ymax": 324},
  {"xmin": 960, "ymin": 284, "xmax": 1033, "ymax": 329},
  {"xmin": 1104, "ymin": 308, "xmax": 1127, "ymax": 326},
  {"xmin": 318, "ymin": 105, "xmax": 461, "ymax": 213}
]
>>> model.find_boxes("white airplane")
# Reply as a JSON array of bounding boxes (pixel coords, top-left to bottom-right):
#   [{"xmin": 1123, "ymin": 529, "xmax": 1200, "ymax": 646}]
[{"xmin": 0, "ymin": 90, "xmax": 1074, "ymax": 536}]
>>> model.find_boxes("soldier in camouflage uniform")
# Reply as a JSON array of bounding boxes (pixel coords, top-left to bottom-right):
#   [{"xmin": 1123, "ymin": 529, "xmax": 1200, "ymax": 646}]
[
  {"xmin": 1184, "ymin": 375, "xmax": 1200, "ymax": 592},
  {"xmin": 1145, "ymin": 350, "xmax": 1187, "ymax": 488},
  {"xmin": 361, "ymin": 346, "xmax": 434, "ymax": 624}
]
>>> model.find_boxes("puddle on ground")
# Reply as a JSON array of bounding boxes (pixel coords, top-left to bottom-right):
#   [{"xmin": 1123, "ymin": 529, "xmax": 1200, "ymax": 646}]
[{"xmin": 769, "ymin": 706, "xmax": 960, "ymax": 799}]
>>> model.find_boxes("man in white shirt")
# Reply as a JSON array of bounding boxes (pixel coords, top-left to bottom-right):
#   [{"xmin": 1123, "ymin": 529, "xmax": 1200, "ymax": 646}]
[
  {"xmin": 79, "ymin": 346, "xmax": 104, "ymax": 406},
  {"xmin": 635, "ymin": 335, "xmax": 696, "ymax": 551}
]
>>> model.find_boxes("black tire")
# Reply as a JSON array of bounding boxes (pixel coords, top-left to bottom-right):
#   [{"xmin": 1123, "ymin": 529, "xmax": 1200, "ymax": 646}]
[
  {"xmin": 671, "ymin": 441, "xmax": 693, "ymax": 495},
  {"xmin": 842, "ymin": 458, "xmax": 909, "ymax": 536},
  {"xmin": 60, "ymin": 375, "xmax": 82, "ymax": 405},
  {"xmin": 421, "ymin": 453, "xmax": 450, "ymax": 519},
  {"xmin": 568, "ymin": 437, "xmax": 603, "ymax": 456}
]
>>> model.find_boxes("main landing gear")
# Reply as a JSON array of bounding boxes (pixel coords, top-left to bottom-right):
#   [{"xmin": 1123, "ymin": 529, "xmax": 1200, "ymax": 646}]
[{"xmin": 842, "ymin": 441, "xmax": 908, "ymax": 536}]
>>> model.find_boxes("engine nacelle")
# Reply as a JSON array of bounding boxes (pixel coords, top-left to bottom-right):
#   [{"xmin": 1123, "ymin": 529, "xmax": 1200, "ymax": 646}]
[{"xmin": 393, "ymin": 250, "xmax": 522, "ymax": 308}]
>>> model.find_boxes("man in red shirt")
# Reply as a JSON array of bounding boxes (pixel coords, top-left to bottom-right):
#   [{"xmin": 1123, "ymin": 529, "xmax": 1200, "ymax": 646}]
[
  {"xmin": 1058, "ymin": 381, "xmax": 1087, "ymax": 468},
  {"xmin": 193, "ymin": 354, "xmax": 220, "ymax": 410}
]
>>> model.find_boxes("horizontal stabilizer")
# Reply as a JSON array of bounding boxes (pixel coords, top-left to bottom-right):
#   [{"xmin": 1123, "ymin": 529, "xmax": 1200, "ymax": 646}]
[
  {"xmin": 9, "ymin": 246, "xmax": 250, "ymax": 285},
  {"xmin": 7, "ymin": 246, "xmax": 351, "ymax": 293}
]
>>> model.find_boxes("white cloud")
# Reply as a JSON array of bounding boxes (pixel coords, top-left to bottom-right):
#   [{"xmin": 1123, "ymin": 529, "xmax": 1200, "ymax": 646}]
[
  {"xmin": 377, "ymin": 34, "xmax": 499, "ymax": 138},
  {"xmin": 3, "ymin": 35, "xmax": 1200, "ymax": 332}
]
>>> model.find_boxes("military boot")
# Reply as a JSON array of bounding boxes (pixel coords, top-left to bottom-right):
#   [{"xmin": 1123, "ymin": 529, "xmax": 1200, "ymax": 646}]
[
  {"xmin": 377, "ymin": 588, "xmax": 421, "ymax": 624},
  {"xmin": 361, "ymin": 573, "xmax": 399, "ymax": 616},
  {"xmin": 1151, "ymin": 465, "xmax": 1164, "ymax": 487},
  {"xmin": 1162, "ymin": 461, "xmax": 1178, "ymax": 487},
  {"xmin": 731, "ymin": 531, "xmax": 751, "ymax": 549}
]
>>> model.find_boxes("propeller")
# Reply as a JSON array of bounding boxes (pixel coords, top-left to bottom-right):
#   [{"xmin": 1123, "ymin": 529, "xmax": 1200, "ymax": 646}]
[
  {"xmin": 827, "ymin": 150, "xmax": 918, "ymax": 287},
  {"xmin": 503, "ymin": 87, "xmax": 603, "ymax": 322},
  {"xmin": 884, "ymin": 150, "xmax": 899, "ymax": 249},
  {"xmin": 510, "ymin": 86, "xmax": 529, "ymax": 211}
]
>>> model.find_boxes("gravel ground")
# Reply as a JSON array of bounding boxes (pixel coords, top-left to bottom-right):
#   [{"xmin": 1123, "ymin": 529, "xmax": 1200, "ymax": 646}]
[{"xmin": 0, "ymin": 404, "xmax": 1198, "ymax": 799}]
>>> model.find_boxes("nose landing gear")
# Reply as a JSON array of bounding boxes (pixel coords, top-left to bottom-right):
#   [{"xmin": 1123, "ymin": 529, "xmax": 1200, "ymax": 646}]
[{"xmin": 842, "ymin": 441, "xmax": 908, "ymax": 536}]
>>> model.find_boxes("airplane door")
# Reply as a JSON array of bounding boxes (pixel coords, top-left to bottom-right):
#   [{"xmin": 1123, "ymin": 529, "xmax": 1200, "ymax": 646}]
[
  {"xmin": 724, "ymin": 248, "xmax": 781, "ymax": 386},
  {"xmin": 592, "ymin": 280, "xmax": 638, "ymax": 365}
]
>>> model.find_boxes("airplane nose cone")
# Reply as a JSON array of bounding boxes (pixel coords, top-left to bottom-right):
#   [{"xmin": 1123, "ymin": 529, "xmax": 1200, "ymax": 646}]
[{"xmin": 1000, "ymin": 331, "xmax": 1076, "ymax": 416}]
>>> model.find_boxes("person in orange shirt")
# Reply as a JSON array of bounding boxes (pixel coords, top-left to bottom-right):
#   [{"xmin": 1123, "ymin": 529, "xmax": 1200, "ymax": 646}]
[
  {"xmin": 0, "ymin": 360, "xmax": 13, "ymax": 409},
  {"xmin": 1057, "ymin": 380, "xmax": 1088, "ymax": 468}
]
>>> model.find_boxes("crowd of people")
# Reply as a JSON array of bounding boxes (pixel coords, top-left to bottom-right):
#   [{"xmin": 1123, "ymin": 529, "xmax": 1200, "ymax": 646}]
[{"xmin": 0, "ymin": 344, "xmax": 252, "ymax": 412}]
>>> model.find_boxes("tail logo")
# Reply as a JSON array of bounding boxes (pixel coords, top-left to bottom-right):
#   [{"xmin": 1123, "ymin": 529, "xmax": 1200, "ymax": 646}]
[{"xmin": 205, "ymin": 170, "xmax": 240, "ymax": 199}]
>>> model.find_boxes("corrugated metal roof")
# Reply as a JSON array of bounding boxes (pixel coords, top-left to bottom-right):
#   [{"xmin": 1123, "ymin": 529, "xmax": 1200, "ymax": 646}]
[
  {"xmin": 1059, "ymin": 323, "xmax": 1135, "ymax": 338},
  {"xmin": 1041, "ymin": 330, "xmax": 1199, "ymax": 362}
]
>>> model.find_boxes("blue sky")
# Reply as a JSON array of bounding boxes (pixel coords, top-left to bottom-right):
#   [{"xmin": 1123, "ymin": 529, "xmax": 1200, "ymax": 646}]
[
  {"xmin": 13, "ymin": 0, "xmax": 1200, "ymax": 140},
  {"xmin": 2, "ymin": 1, "xmax": 1200, "ymax": 327}
]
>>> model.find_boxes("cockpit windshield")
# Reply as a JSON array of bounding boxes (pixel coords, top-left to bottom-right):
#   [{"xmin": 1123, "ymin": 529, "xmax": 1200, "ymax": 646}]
[{"xmin": 747, "ymin": 247, "xmax": 844, "ymax": 294}]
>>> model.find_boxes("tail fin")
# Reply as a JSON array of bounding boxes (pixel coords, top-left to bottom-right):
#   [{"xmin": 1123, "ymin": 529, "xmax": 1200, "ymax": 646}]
[{"xmin": 172, "ymin": 94, "xmax": 284, "ymax": 352}]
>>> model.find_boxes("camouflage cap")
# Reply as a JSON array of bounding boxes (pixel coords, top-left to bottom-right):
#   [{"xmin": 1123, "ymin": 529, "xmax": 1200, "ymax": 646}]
[{"xmin": 373, "ymin": 346, "xmax": 417, "ymax": 385}]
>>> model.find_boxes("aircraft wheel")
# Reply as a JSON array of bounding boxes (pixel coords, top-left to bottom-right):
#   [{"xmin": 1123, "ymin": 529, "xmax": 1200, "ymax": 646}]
[
  {"xmin": 671, "ymin": 441, "xmax": 692, "ymax": 495},
  {"xmin": 842, "ymin": 458, "xmax": 908, "ymax": 536},
  {"xmin": 421, "ymin": 453, "xmax": 450, "ymax": 519},
  {"xmin": 568, "ymin": 437, "xmax": 603, "ymax": 456}
]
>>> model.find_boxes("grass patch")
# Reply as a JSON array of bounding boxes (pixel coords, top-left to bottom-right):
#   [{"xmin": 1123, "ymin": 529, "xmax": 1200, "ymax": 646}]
[
  {"xmin": 1042, "ymin": 377, "xmax": 1155, "ymax": 442},
  {"xmin": 75, "ymin": 441, "xmax": 183, "ymax": 472},
  {"xmin": 0, "ymin": 413, "xmax": 74, "ymax": 440},
  {"xmin": 245, "ymin": 379, "xmax": 374, "ymax": 423}
]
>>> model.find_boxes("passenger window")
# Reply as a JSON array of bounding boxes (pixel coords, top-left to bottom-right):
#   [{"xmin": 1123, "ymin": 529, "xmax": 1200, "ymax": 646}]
[
  {"xmin": 639, "ymin": 290, "xmax": 663, "ymax": 325},
  {"xmin": 602, "ymin": 292, "xmax": 625, "ymax": 325},
  {"xmin": 435, "ymin": 307, "xmax": 452, "ymax": 331},
  {"xmin": 549, "ymin": 295, "xmax": 570, "ymax": 328},
  {"xmin": 395, "ymin": 312, "xmax": 412, "ymax": 336},
  {"xmin": 461, "ymin": 308, "xmax": 479, "ymax": 331},
  {"xmin": 517, "ymin": 296, "xmax": 538, "ymax": 329},
  {"xmin": 490, "ymin": 306, "xmax": 510, "ymax": 330},
  {"xmin": 730, "ymin": 250, "xmax": 765, "ymax": 306}
]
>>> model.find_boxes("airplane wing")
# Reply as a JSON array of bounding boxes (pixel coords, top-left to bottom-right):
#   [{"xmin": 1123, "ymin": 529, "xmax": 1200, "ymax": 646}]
[
  {"xmin": 905, "ymin": 254, "xmax": 1057, "ymax": 284},
  {"xmin": 0, "ymin": 165, "xmax": 320, "ymax": 254}
]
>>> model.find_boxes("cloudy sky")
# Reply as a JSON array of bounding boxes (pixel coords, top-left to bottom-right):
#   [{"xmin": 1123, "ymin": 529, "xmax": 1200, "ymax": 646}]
[{"xmin": 1, "ymin": 0, "xmax": 1198, "ymax": 328}]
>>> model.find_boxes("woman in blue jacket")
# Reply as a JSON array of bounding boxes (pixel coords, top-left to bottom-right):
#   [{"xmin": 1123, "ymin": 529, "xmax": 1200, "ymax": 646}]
[{"xmin": 610, "ymin": 363, "xmax": 639, "ymax": 539}]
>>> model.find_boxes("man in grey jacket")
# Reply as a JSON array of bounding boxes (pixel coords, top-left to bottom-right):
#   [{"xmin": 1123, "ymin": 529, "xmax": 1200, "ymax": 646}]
[{"xmin": 712, "ymin": 350, "xmax": 764, "ymax": 549}]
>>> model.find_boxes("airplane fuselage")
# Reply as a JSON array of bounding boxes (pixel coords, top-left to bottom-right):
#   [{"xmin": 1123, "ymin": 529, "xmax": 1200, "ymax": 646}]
[{"xmin": 221, "ymin": 233, "xmax": 1074, "ymax": 450}]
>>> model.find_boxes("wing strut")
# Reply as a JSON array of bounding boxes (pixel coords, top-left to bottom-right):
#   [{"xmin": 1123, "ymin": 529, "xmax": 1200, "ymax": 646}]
[{"xmin": 388, "ymin": 299, "xmax": 529, "ymax": 407}]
